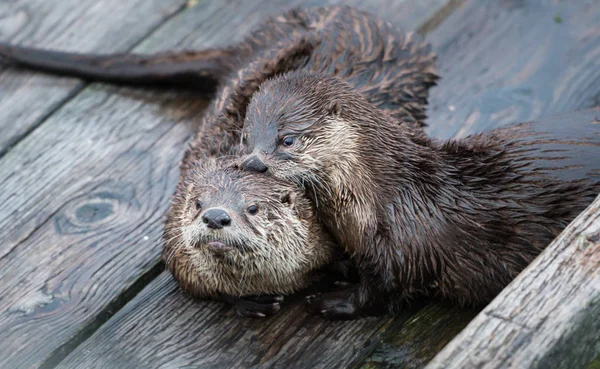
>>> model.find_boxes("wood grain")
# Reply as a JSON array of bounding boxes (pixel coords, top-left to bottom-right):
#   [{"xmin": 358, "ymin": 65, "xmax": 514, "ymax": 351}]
[
  {"xmin": 3, "ymin": 1, "xmax": 455, "ymax": 369},
  {"xmin": 358, "ymin": 108, "xmax": 600, "ymax": 369},
  {"xmin": 0, "ymin": 1, "xmax": 332, "ymax": 368},
  {"xmin": 425, "ymin": 192, "xmax": 600, "ymax": 369},
  {"xmin": 0, "ymin": 0, "xmax": 188, "ymax": 155},
  {"xmin": 358, "ymin": 304, "xmax": 479, "ymax": 369},
  {"xmin": 0, "ymin": 1, "xmax": 452, "ymax": 369},
  {"xmin": 55, "ymin": 273, "xmax": 393, "ymax": 369},
  {"xmin": 425, "ymin": 0, "xmax": 600, "ymax": 139}
]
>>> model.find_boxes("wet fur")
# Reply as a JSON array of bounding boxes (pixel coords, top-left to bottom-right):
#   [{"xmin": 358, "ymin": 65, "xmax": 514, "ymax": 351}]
[
  {"xmin": 163, "ymin": 158, "xmax": 336, "ymax": 298},
  {"xmin": 1, "ymin": 6, "xmax": 452, "ymax": 316},
  {"xmin": 243, "ymin": 72, "xmax": 600, "ymax": 315},
  {"xmin": 3, "ymin": 4, "xmax": 598, "ymax": 318},
  {"xmin": 0, "ymin": 6, "xmax": 437, "ymax": 125},
  {"xmin": 154, "ymin": 6, "xmax": 439, "ymax": 304}
]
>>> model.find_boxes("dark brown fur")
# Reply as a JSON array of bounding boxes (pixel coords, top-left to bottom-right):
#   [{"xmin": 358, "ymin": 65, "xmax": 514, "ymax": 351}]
[
  {"xmin": 1, "ymin": 6, "xmax": 439, "ymax": 317},
  {"xmin": 241, "ymin": 71, "xmax": 600, "ymax": 319}
]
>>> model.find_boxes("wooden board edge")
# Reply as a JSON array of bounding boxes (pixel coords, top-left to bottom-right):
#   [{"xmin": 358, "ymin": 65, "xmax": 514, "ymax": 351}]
[{"xmin": 425, "ymin": 193, "xmax": 600, "ymax": 369}]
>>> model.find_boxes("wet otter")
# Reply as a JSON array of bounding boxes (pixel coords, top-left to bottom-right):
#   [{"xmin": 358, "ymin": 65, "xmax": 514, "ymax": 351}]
[
  {"xmin": 0, "ymin": 6, "xmax": 439, "ymax": 317},
  {"xmin": 163, "ymin": 157, "xmax": 337, "ymax": 317},
  {"xmin": 240, "ymin": 71, "xmax": 600, "ymax": 319}
]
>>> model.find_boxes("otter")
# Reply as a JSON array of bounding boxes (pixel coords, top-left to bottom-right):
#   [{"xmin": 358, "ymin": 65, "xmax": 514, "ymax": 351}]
[
  {"xmin": 163, "ymin": 157, "xmax": 337, "ymax": 317},
  {"xmin": 240, "ymin": 71, "xmax": 600, "ymax": 319},
  {"xmin": 1, "ymin": 6, "xmax": 439, "ymax": 317}
]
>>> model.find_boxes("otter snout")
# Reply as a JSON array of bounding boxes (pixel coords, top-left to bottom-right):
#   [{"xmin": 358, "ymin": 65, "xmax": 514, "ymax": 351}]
[
  {"xmin": 202, "ymin": 208, "xmax": 232, "ymax": 229},
  {"xmin": 241, "ymin": 155, "xmax": 268, "ymax": 173}
]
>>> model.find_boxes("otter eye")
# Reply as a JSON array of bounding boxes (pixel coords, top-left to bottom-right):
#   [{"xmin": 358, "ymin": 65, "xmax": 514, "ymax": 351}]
[
  {"xmin": 196, "ymin": 199, "xmax": 203, "ymax": 211},
  {"xmin": 247, "ymin": 204, "xmax": 259, "ymax": 215},
  {"xmin": 281, "ymin": 136, "xmax": 295, "ymax": 147}
]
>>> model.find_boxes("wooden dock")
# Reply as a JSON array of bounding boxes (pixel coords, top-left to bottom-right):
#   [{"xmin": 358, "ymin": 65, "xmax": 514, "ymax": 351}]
[{"xmin": 0, "ymin": 1, "xmax": 599, "ymax": 368}]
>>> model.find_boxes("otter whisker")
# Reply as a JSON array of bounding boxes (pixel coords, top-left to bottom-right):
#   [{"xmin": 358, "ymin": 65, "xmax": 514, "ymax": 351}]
[
  {"xmin": 238, "ymin": 257, "xmax": 249, "ymax": 298},
  {"xmin": 165, "ymin": 239, "xmax": 186, "ymax": 266}
]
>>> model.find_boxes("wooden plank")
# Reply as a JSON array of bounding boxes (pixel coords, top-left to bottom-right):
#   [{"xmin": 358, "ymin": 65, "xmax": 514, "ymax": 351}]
[
  {"xmin": 55, "ymin": 273, "xmax": 394, "ymax": 369},
  {"xmin": 587, "ymin": 355, "xmax": 600, "ymax": 369},
  {"xmin": 0, "ymin": 1, "xmax": 455, "ymax": 369},
  {"xmin": 351, "ymin": 1, "xmax": 600, "ymax": 366},
  {"xmin": 0, "ymin": 0, "xmax": 187, "ymax": 155},
  {"xmin": 1, "ymin": 1, "xmax": 345, "ymax": 368},
  {"xmin": 425, "ymin": 191, "xmax": 600, "ymax": 369},
  {"xmin": 425, "ymin": 0, "xmax": 600, "ymax": 139},
  {"xmin": 0, "ymin": 0, "xmax": 444, "ymax": 157},
  {"xmin": 358, "ymin": 304, "xmax": 479, "ymax": 369}
]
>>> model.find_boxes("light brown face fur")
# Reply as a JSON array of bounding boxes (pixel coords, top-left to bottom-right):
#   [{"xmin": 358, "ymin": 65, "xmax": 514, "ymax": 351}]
[
  {"xmin": 242, "ymin": 72, "xmax": 379, "ymax": 221},
  {"xmin": 162, "ymin": 158, "xmax": 336, "ymax": 298}
]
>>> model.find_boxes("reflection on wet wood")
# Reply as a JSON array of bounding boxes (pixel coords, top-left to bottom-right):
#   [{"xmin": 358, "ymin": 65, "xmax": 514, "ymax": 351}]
[{"xmin": 426, "ymin": 0, "xmax": 600, "ymax": 139}]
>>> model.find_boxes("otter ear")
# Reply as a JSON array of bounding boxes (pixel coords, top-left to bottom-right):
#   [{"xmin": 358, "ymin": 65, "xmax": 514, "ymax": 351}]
[
  {"xmin": 280, "ymin": 191, "xmax": 297, "ymax": 208},
  {"xmin": 280, "ymin": 190, "xmax": 308, "ymax": 220},
  {"xmin": 328, "ymin": 100, "xmax": 342, "ymax": 117}
]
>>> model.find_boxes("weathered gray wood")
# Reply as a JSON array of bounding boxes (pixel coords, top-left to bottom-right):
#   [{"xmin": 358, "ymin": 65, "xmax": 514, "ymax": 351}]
[
  {"xmin": 0, "ymin": 1, "xmax": 453, "ymax": 369},
  {"xmin": 587, "ymin": 355, "xmax": 600, "ymax": 369},
  {"xmin": 0, "ymin": 1, "xmax": 321, "ymax": 368},
  {"xmin": 56, "ymin": 273, "xmax": 394, "ymax": 369},
  {"xmin": 359, "ymin": 112, "xmax": 600, "ymax": 369},
  {"xmin": 425, "ymin": 0, "xmax": 600, "ymax": 139},
  {"xmin": 359, "ymin": 304, "xmax": 479, "ymax": 369},
  {"xmin": 425, "ymin": 192, "xmax": 600, "ymax": 369},
  {"xmin": 0, "ymin": 0, "xmax": 187, "ymax": 155},
  {"xmin": 342, "ymin": 0, "xmax": 449, "ymax": 30}
]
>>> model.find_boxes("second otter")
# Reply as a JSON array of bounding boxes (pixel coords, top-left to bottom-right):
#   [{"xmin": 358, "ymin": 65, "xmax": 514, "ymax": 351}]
[{"xmin": 240, "ymin": 71, "xmax": 600, "ymax": 319}]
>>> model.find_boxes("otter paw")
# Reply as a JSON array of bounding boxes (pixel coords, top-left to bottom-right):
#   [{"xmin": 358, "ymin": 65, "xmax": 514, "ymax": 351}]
[
  {"xmin": 304, "ymin": 290, "xmax": 362, "ymax": 320},
  {"xmin": 234, "ymin": 295, "xmax": 283, "ymax": 318}
]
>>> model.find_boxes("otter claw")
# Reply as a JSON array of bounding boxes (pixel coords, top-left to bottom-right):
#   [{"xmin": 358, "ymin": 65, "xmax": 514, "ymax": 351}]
[
  {"xmin": 304, "ymin": 288, "xmax": 363, "ymax": 320},
  {"xmin": 334, "ymin": 280, "xmax": 352, "ymax": 287},
  {"xmin": 218, "ymin": 293, "xmax": 283, "ymax": 318},
  {"xmin": 248, "ymin": 294, "xmax": 284, "ymax": 304},
  {"xmin": 235, "ymin": 299, "xmax": 281, "ymax": 318}
]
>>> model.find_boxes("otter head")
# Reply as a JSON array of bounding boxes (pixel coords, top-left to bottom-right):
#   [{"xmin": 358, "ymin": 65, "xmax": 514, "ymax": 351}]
[
  {"xmin": 163, "ymin": 158, "xmax": 336, "ymax": 298},
  {"xmin": 239, "ymin": 71, "xmax": 368, "ymax": 194}
]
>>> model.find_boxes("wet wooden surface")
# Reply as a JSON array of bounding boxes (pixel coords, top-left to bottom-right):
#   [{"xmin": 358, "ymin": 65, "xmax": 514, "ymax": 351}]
[
  {"xmin": 354, "ymin": 0, "xmax": 600, "ymax": 366},
  {"xmin": 0, "ymin": 0, "xmax": 188, "ymax": 155},
  {"xmin": 425, "ymin": 0, "xmax": 600, "ymax": 139},
  {"xmin": 0, "ymin": 0, "xmax": 599, "ymax": 368},
  {"xmin": 56, "ymin": 274, "xmax": 395, "ymax": 369}
]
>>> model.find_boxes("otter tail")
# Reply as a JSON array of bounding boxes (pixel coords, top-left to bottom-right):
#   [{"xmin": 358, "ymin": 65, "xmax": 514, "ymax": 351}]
[{"xmin": 0, "ymin": 42, "xmax": 235, "ymax": 94}]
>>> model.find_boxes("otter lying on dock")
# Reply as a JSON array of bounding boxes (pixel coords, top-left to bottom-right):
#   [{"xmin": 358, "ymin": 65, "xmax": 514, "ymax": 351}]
[
  {"xmin": 1, "ymin": 6, "xmax": 437, "ymax": 317},
  {"xmin": 240, "ymin": 71, "xmax": 600, "ymax": 319},
  {"xmin": 0, "ymin": 6, "xmax": 437, "ymax": 124},
  {"xmin": 8, "ymin": 5, "xmax": 594, "ymax": 321},
  {"xmin": 163, "ymin": 158, "xmax": 337, "ymax": 317}
]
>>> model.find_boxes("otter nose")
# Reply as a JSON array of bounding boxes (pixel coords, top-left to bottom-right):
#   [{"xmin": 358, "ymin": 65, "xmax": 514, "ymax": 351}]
[
  {"xmin": 202, "ymin": 208, "xmax": 231, "ymax": 229},
  {"xmin": 241, "ymin": 155, "xmax": 268, "ymax": 173}
]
